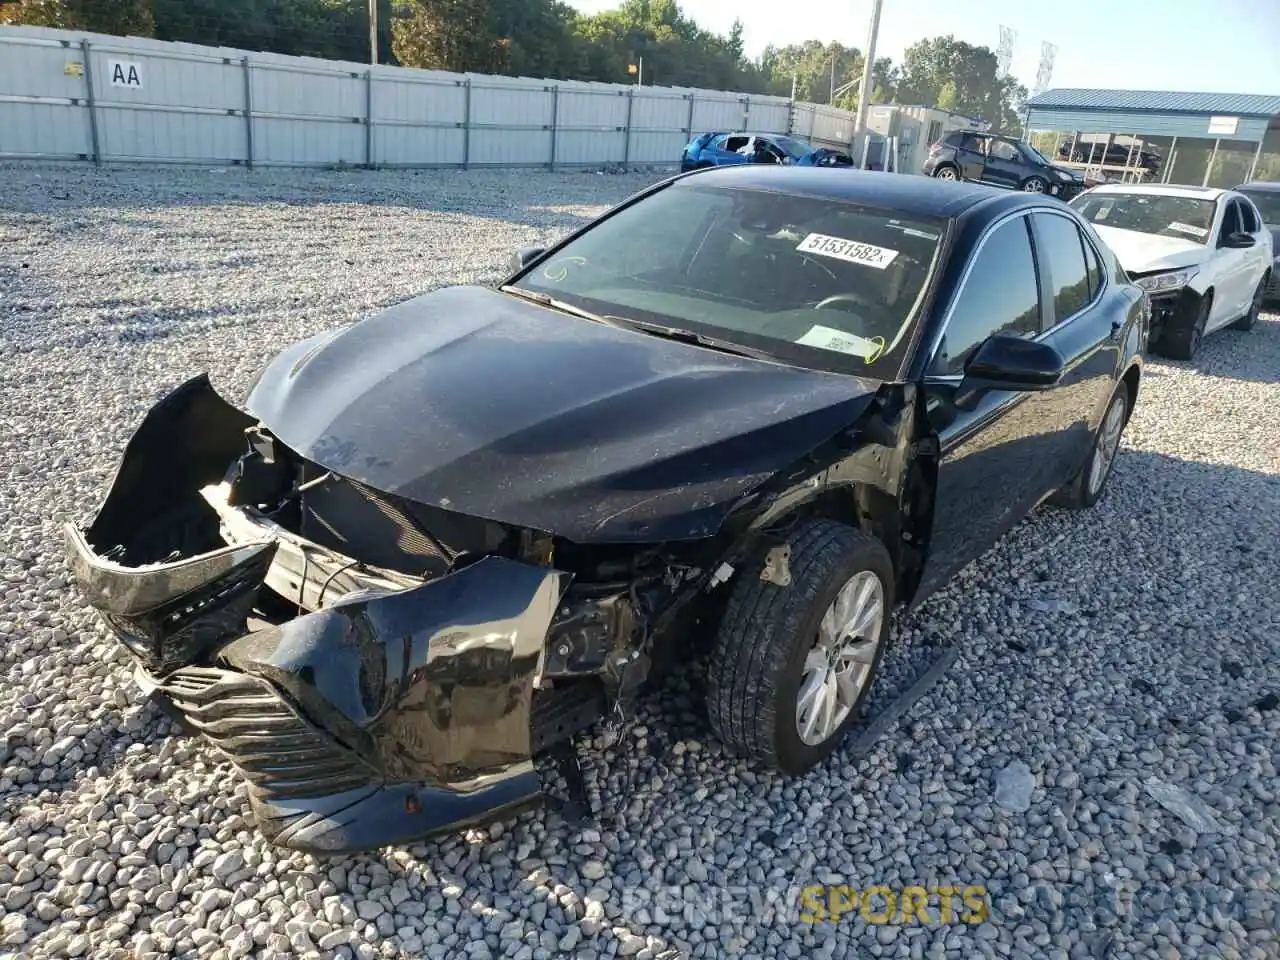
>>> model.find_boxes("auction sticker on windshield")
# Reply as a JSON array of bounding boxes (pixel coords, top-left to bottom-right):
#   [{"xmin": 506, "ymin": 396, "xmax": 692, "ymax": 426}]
[
  {"xmin": 1168, "ymin": 221, "xmax": 1209, "ymax": 238},
  {"xmin": 796, "ymin": 233, "xmax": 900, "ymax": 269},
  {"xmin": 796, "ymin": 324, "xmax": 885, "ymax": 361}
]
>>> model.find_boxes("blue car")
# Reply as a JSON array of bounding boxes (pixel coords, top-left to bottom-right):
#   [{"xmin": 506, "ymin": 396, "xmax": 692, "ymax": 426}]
[{"xmin": 680, "ymin": 131, "xmax": 854, "ymax": 171}]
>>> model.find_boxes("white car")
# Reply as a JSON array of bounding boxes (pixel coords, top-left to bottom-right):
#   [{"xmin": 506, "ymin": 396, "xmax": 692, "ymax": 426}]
[{"xmin": 1069, "ymin": 184, "xmax": 1273, "ymax": 360}]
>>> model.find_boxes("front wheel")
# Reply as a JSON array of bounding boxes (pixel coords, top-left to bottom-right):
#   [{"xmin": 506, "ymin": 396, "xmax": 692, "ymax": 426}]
[
  {"xmin": 1022, "ymin": 176, "xmax": 1048, "ymax": 193},
  {"xmin": 1159, "ymin": 290, "xmax": 1212, "ymax": 361},
  {"xmin": 706, "ymin": 519, "xmax": 894, "ymax": 775},
  {"xmin": 1231, "ymin": 276, "xmax": 1267, "ymax": 331}
]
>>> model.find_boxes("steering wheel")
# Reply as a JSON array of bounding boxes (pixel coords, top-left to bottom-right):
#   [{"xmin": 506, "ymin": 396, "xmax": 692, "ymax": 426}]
[{"xmin": 814, "ymin": 292, "xmax": 877, "ymax": 313}]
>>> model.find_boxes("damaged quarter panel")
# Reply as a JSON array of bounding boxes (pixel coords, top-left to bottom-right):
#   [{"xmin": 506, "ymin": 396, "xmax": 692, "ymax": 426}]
[{"xmin": 243, "ymin": 285, "xmax": 883, "ymax": 543}]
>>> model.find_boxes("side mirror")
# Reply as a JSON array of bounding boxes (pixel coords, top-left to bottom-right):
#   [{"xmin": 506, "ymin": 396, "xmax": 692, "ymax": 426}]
[
  {"xmin": 510, "ymin": 246, "xmax": 546, "ymax": 272},
  {"xmin": 955, "ymin": 333, "xmax": 1065, "ymax": 409},
  {"xmin": 1222, "ymin": 231, "xmax": 1255, "ymax": 249}
]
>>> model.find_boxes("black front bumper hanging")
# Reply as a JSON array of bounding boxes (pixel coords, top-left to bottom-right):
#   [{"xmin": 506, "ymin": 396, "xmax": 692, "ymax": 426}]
[
  {"xmin": 62, "ymin": 374, "xmax": 583, "ymax": 854},
  {"xmin": 67, "ymin": 522, "xmax": 575, "ymax": 853}
]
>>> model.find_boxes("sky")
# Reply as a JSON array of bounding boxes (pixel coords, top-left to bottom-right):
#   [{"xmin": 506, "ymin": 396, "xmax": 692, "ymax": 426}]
[{"xmin": 565, "ymin": 0, "xmax": 1280, "ymax": 98}]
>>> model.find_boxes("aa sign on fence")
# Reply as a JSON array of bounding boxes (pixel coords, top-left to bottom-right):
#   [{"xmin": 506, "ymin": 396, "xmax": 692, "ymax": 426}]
[{"xmin": 108, "ymin": 60, "xmax": 143, "ymax": 89}]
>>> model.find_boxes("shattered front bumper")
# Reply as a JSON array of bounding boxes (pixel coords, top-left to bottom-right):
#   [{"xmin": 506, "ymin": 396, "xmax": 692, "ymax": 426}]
[{"xmin": 63, "ymin": 376, "xmax": 576, "ymax": 854}]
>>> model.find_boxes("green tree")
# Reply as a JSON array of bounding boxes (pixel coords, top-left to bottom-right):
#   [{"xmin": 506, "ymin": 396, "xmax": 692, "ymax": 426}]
[
  {"xmin": 896, "ymin": 35, "xmax": 1025, "ymax": 132},
  {"xmin": 1, "ymin": 0, "xmax": 153, "ymax": 35}
]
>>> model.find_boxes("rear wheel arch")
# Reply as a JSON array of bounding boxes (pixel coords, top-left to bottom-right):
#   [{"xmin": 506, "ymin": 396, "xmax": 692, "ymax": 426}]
[{"xmin": 1120, "ymin": 364, "xmax": 1141, "ymax": 426}]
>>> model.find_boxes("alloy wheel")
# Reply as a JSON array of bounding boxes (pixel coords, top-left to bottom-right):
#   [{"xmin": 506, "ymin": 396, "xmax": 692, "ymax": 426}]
[
  {"xmin": 1087, "ymin": 393, "xmax": 1127, "ymax": 496},
  {"xmin": 795, "ymin": 570, "xmax": 885, "ymax": 746},
  {"xmin": 1024, "ymin": 178, "xmax": 1046, "ymax": 193}
]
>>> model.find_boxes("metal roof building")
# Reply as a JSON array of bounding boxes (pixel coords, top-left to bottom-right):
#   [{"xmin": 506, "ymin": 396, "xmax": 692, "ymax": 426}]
[{"xmin": 1024, "ymin": 88, "xmax": 1280, "ymax": 186}]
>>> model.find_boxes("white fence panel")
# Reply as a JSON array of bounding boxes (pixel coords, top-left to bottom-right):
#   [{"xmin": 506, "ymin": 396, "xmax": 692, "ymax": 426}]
[
  {"xmin": 748, "ymin": 98, "xmax": 792, "ymax": 133},
  {"xmin": 0, "ymin": 25, "xmax": 866, "ymax": 170},
  {"xmin": 691, "ymin": 93, "xmax": 747, "ymax": 134}
]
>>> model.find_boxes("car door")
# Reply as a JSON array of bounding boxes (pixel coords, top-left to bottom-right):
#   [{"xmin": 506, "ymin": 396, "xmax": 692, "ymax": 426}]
[
  {"xmin": 1237, "ymin": 196, "xmax": 1273, "ymax": 298},
  {"xmin": 982, "ymin": 138, "xmax": 1027, "ymax": 190},
  {"xmin": 1207, "ymin": 198, "xmax": 1252, "ymax": 329},
  {"xmin": 914, "ymin": 212, "xmax": 1068, "ymax": 601},
  {"xmin": 711, "ymin": 135, "xmax": 751, "ymax": 165},
  {"xmin": 1029, "ymin": 210, "xmax": 1122, "ymax": 471},
  {"xmin": 955, "ymin": 134, "xmax": 988, "ymax": 181}
]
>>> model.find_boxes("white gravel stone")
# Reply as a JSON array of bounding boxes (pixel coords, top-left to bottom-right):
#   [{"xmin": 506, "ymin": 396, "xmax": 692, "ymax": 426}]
[{"xmin": 1, "ymin": 160, "xmax": 1278, "ymax": 960}]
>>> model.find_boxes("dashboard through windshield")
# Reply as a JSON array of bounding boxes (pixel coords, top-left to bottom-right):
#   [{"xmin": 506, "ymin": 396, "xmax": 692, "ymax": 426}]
[{"xmin": 509, "ymin": 182, "xmax": 945, "ymax": 379}]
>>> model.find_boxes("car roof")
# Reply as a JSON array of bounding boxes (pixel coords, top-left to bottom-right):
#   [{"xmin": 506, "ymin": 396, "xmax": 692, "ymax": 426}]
[
  {"xmin": 1236, "ymin": 180, "xmax": 1280, "ymax": 193},
  {"xmin": 673, "ymin": 164, "xmax": 1024, "ymax": 219},
  {"xmin": 1082, "ymin": 183, "xmax": 1228, "ymax": 201}
]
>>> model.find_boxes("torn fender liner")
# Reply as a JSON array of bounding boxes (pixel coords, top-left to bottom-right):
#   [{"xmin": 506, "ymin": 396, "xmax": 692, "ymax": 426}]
[
  {"xmin": 83, "ymin": 373, "xmax": 256, "ymax": 562},
  {"xmin": 191, "ymin": 557, "xmax": 568, "ymax": 854}
]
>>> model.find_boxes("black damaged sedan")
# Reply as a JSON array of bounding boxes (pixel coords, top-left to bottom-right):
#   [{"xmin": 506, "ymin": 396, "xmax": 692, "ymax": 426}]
[{"xmin": 65, "ymin": 166, "xmax": 1147, "ymax": 854}]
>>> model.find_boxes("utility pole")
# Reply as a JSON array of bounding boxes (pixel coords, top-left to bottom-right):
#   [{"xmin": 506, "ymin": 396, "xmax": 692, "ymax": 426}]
[
  {"xmin": 368, "ymin": 0, "xmax": 377, "ymax": 65},
  {"xmin": 853, "ymin": 0, "xmax": 884, "ymax": 147},
  {"xmin": 829, "ymin": 53, "xmax": 836, "ymax": 104}
]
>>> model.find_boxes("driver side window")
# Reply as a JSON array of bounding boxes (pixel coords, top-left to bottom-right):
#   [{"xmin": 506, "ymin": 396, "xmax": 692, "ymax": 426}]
[
  {"xmin": 929, "ymin": 216, "xmax": 1042, "ymax": 376},
  {"xmin": 989, "ymin": 139, "xmax": 1019, "ymax": 162},
  {"xmin": 1219, "ymin": 200, "xmax": 1242, "ymax": 242}
]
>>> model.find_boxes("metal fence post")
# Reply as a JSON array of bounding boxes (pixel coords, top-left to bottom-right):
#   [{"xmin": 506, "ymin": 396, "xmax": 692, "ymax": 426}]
[
  {"xmin": 462, "ymin": 78, "xmax": 472, "ymax": 170},
  {"xmin": 622, "ymin": 89, "xmax": 634, "ymax": 169},
  {"xmin": 81, "ymin": 40, "xmax": 101, "ymax": 166},
  {"xmin": 742, "ymin": 96, "xmax": 751, "ymax": 130},
  {"xmin": 241, "ymin": 57, "xmax": 254, "ymax": 168},
  {"xmin": 685, "ymin": 92, "xmax": 695, "ymax": 140},
  {"xmin": 548, "ymin": 85, "xmax": 559, "ymax": 170},
  {"xmin": 365, "ymin": 69, "xmax": 374, "ymax": 168}
]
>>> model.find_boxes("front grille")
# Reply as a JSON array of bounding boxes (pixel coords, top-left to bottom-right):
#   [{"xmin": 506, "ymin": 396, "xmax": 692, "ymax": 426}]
[{"xmin": 163, "ymin": 667, "xmax": 373, "ymax": 800}]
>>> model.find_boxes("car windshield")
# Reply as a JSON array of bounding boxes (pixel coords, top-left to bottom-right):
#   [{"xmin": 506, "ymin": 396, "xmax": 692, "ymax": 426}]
[
  {"xmin": 510, "ymin": 182, "xmax": 945, "ymax": 379},
  {"xmin": 772, "ymin": 135, "xmax": 812, "ymax": 160},
  {"xmin": 1239, "ymin": 189, "xmax": 1280, "ymax": 225},
  {"xmin": 1070, "ymin": 192, "xmax": 1217, "ymax": 244}
]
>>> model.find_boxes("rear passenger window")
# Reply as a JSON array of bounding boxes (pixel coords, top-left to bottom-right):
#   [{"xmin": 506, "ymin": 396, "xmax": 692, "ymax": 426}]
[
  {"xmin": 1032, "ymin": 213, "xmax": 1092, "ymax": 322},
  {"xmin": 930, "ymin": 217, "xmax": 1041, "ymax": 376},
  {"xmin": 1083, "ymin": 235, "xmax": 1102, "ymax": 298}
]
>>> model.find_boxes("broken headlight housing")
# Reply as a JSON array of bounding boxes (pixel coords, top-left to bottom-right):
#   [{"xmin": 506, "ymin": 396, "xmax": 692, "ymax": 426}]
[{"xmin": 1133, "ymin": 267, "xmax": 1198, "ymax": 294}]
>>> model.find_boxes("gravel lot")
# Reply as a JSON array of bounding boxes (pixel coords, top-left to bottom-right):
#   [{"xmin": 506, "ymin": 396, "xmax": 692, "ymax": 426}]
[{"xmin": 1, "ymin": 161, "xmax": 1278, "ymax": 960}]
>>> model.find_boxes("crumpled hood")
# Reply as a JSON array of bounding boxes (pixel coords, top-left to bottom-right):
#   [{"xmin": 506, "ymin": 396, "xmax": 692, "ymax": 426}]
[
  {"xmin": 1091, "ymin": 224, "xmax": 1207, "ymax": 274},
  {"xmin": 245, "ymin": 285, "xmax": 881, "ymax": 543}
]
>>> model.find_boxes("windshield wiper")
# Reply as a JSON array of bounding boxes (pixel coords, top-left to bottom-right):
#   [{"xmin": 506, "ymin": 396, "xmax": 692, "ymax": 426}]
[
  {"xmin": 619, "ymin": 318, "xmax": 778, "ymax": 361},
  {"xmin": 501, "ymin": 286, "xmax": 774, "ymax": 361},
  {"xmin": 499, "ymin": 286, "xmax": 626, "ymax": 327}
]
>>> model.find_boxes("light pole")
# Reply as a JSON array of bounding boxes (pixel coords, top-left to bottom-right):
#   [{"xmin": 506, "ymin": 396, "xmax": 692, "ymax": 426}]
[
  {"xmin": 369, "ymin": 0, "xmax": 377, "ymax": 65},
  {"xmin": 852, "ymin": 0, "xmax": 884, "ymax": 152}
]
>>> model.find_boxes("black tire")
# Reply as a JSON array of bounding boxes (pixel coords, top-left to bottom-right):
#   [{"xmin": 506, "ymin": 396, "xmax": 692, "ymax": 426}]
[
  {"xmin": 1231, "ymin": 276, "xmax": 1267, "ymax": 332},
  {"xmin": 932, "ymin": 164, "xmax": 959, "ymax": 181},
  {"xmin": 1022, "ymin": 176, "xmax": 1048, "ymax": 193},
  {"xmin": 1159, "ymin": 289, "xmax": 1212, "ymax": 361},
  {"xmin": 706, "ymin": 518, "xmax": 894, "ymax": 775},
  {"xmin": 1047, "ymin": 382, "xmax": 1129, "ymax": 510}
]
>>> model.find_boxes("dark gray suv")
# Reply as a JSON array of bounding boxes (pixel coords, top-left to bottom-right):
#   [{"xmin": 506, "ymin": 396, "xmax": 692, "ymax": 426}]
[{"xmin": 923, "ymin": 130, "xmax": 1086, "ymax": 200}]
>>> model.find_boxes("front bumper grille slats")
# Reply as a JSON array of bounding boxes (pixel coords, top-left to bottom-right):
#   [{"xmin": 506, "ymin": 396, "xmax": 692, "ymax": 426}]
[{"xmin": 163, "ymin": 667, "xmax": 372, "ymax": 800}]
